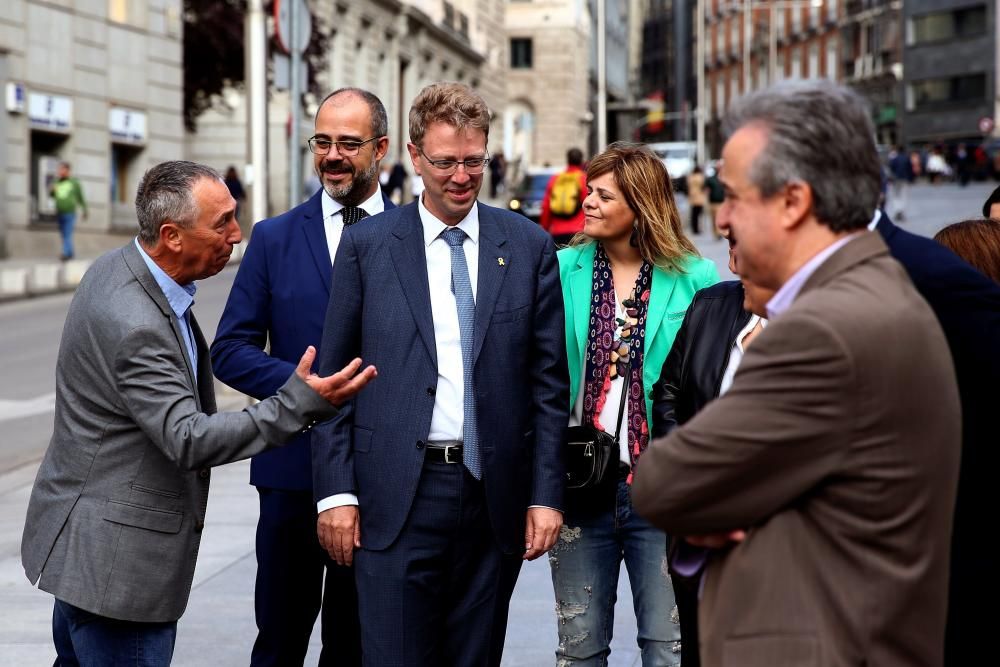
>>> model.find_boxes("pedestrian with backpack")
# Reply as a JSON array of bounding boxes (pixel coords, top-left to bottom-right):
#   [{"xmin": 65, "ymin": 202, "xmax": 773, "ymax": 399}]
[{"xmin": 541, "ymin": 147, "xmax": 588, "ymax": 246}]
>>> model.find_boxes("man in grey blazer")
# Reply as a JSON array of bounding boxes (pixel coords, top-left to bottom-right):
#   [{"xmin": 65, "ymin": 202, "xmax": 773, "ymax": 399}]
[
  {"xmin": 633, "ymin": 81, "xmax": 961, "ymax": 666},
  {"xmin": 21, "ymin": 161, "xmax": 376, "ymax": 665}
]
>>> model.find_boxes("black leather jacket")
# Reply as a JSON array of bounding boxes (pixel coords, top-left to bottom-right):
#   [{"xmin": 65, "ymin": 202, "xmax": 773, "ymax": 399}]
[{"xmin": 651, "ymin": 280, "xmax": 752, "ymax": 439}]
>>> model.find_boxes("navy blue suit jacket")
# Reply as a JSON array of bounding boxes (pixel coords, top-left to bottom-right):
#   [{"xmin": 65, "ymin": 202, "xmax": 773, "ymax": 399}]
[
  {"xmin": 878, "ymin": 214, "xmax": 1000, "ymax": 664},
  {"xmin": 211, "ymin": 189, "xmax": 395, "ymax": 490},
  {"xmin": 313, "ymin": 201, "xmax": 569, "ymax": 554}
]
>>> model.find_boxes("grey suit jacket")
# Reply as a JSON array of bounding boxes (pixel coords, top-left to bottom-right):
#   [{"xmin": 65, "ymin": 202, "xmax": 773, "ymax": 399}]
[
  {"xmin": 633, "ymin": 232, "xmax": 961, "ymax": 667},
  {"xmin": 21, "ymin": 242, "xmax": 338, "ymax": 623}
]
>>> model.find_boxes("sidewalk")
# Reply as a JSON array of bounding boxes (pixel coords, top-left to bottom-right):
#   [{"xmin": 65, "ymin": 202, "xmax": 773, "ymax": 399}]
[{"xmin": 0, "ymin": 242, "xmax": 248, "ymax": 302}]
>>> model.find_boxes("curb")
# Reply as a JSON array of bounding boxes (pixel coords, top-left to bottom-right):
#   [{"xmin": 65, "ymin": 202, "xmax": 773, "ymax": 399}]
[{"xmin": 0, "ymin": 241, "xmax": 247, "ymax": 303}]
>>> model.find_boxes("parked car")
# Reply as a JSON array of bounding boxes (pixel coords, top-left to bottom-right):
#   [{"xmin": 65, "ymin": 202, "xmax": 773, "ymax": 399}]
[
  {"xmin": 507, "ymin": 166, "xmax": 560, "ymax": 223},
  {"xmin": 647, "ymin": 141, "xmax": 697, "ymax": 193}
]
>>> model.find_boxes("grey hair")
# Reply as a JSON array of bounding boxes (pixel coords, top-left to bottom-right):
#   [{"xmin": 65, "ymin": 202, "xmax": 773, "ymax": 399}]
[
  {"xmin": 722, "ymin": 79, "xmax": 880, "ymax": 233},
  {"xmin": 316, "ymin": 87, "xmax": 388, "ymax": 138},
  {"xmin": 135, "ymin": 161, "xmax": 221, "ymax": 245}
]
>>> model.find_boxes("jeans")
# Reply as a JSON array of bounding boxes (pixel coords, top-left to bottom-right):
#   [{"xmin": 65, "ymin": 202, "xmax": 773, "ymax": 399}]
[
  {"xmin": 549, "ymin": 476, "xmax": 682, "ymax": 666},
  {"xmin": 56, "ymin": 212, "xmax": 76, "ymax": 259},
  {"xmin": 52, "ymin": 598, "xmax": 176, "ymax": 667}
]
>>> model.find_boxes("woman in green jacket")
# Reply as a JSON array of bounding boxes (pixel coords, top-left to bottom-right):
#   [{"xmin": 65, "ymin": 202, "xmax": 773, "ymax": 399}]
[{"xmin": 550, "ymin": 142, "xmax": 718, "ymax": 666}]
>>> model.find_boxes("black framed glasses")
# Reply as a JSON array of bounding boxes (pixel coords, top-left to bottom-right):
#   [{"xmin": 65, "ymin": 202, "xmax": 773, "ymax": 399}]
[
  {"xmin": 416, "ymin": 147, "xmax": 490, "ymax": 175},
  {"xmin": 307, "ymin": 135, "xmax": 382, "ymax": 156}
]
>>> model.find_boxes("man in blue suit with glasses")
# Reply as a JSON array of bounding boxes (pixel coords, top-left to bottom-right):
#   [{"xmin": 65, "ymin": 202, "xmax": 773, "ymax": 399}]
[{"xmin": 211, "ymin": 88, "xmax": 394, "ymax": 666}]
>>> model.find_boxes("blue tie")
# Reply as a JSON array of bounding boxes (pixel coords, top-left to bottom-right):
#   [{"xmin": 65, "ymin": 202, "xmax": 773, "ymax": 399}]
[{"xmin": 441, "ymin": 227, "xmax": 481, "ymax": 479}]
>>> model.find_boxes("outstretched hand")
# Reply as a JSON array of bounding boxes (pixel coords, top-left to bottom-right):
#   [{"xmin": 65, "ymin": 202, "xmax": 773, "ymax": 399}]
[{"xmin": 295, "ymin": 346, "xmax": 376, "ymax": 406}]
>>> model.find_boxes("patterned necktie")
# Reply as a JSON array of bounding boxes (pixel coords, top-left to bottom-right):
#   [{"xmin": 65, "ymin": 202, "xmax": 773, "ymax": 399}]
[
  {"xmin": 440, "ymin": 227, "xmax": 481, "ymax": 479},
  {"xmin": 341, "ymin": 206, "xmax": 369, "ymax": 227}
]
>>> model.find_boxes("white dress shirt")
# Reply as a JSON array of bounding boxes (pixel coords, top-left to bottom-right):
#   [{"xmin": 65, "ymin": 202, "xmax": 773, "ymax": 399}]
[
  {"xmin": 719, "ymin": 314, "xmax": 766, "ymax": 397},
  {"xmin": 321, "ymin": 186, "xmax": 385, "ymax": 263},
  {"xmin": 317, "ymin": 195, "xmax": 479, "ymax": 513}
]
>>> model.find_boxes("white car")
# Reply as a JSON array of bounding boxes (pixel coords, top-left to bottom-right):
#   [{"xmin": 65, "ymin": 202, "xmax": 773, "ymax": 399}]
[{"xmin": 647, "ymin": 141, "xmax": 697, "ymax": 191}]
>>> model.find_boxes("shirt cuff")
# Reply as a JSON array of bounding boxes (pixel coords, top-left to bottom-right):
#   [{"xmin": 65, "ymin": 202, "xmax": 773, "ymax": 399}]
[
  {"xmin": 528, "ymin": 505, "xmax": 563, "ymax": 513},
  {"xmin": 317, "ymin": 493, "xmax": 359, "ymax": 513}
]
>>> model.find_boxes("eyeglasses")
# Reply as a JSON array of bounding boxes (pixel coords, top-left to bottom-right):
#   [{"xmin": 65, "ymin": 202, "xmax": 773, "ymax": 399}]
[
  {"xmin": 307, "ymin": 136, "xmax": 382, "ymax": 156},
  {"xmin": 416, "ymin": 147, "xmax": 490, "ymax": 175}
]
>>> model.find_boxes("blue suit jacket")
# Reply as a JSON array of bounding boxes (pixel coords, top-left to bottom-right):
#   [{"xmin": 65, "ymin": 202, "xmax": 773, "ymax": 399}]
[
  {"xmin": 211, "ymin": 189, "xmax": 395, "ymax": 490},
  {"xmin": 312, "ymin": 201, "xmax": 569, "ymax": 554},
  {"xmin": 877, "ymin": 214, "xmax": 1000, "ymax": 664}
]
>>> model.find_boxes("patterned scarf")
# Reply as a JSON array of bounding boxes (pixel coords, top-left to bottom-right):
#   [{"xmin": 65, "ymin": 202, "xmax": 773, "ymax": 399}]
[{"xmin": 581, "ymin": 243, "xmax": 653, "ymax": 481}]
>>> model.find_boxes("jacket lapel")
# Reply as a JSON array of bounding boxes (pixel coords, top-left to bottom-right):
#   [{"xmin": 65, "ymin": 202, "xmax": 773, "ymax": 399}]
[
  {"xmin": 472, "ymin": 206, "xmax": 509, "ymax": 364},
  {"xmin": 388, "ymin": 205, "xmax": 437, "ymax": 365},
  {"xmin": 300, "ymin": 191, "xmax": 332, "ymax": 296},
  {"xmin": 643, "ymin": 264, "xmax": 678, "ymax": 359},
  {"xmin": 566, "ymin": 243, "xmax": 595, "ymax": 405},
  {"xmin": 190, "ymin": 315, "xmax": 216, "ymax": 414}
]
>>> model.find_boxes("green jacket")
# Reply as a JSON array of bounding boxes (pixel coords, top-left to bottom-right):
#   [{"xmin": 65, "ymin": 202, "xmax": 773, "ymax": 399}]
[
  {"xmin": 51, "ymin": 177, "xmax": 86, "ymax": 215},
  {"xmin": 558, "ymin": 242, "xmax": 719, "ymax": 432}
]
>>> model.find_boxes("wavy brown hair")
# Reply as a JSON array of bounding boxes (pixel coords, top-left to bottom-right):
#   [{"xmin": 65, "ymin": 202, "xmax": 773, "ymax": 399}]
[
  {"xmin": 408, "ymin": 82, "xmax": 491, "ymax": 148},
  {"xmin": 934, "ymin": 218, "xmax": 1000, "ymax": 284},
  {"xmin": 573, "ymin": 141, "xmax": 699, "ymax": 272}
]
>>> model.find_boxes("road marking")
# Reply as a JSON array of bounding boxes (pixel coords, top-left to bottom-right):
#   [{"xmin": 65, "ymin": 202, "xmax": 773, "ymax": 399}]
[{"xmin": 0, "ymin": 393, "xmax": 56, "ymax": 423}]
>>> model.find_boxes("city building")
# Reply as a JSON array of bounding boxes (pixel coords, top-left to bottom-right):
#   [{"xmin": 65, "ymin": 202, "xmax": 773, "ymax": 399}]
[
  {"xmin": 901, "ymin": 0, "xmax": 997, "ymax": 146},
  {"xmin": 841, "ymin": 0, "xmax": 902, "ymax": 146},
  {"xmin": 504, "ymin": 0, "xmax": 591, "ymax": 173},
  {"xmin": 188, "ymin": 0, "xmax": 506, "ymax": 219},
  {"xmin": 701, "ymin": 0, "xmax": 841, "ymax": 157},
  {"xmin": 0, "ymin": 0, "xmax": 185, "ymax": 259},
  {"xmin": 638, "ymin": 0, "xmax": 695, "ymax": 142}
]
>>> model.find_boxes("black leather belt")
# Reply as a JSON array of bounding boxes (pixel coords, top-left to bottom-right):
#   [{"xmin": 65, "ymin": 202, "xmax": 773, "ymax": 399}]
[{"xmin": 425, "ymin": 443, "xmax": 463, "ymax": 464}]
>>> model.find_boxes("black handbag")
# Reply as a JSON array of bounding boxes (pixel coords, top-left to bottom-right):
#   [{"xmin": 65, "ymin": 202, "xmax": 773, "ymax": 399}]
[{"xmin": 564, "ymin": 367, "xmax": 629, "ymax": 491}]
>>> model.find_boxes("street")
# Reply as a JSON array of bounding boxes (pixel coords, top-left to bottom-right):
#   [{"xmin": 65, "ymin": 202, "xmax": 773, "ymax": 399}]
[{"xmin": 0, "ymin": 182, "xmax": 994, "ymax": 665}]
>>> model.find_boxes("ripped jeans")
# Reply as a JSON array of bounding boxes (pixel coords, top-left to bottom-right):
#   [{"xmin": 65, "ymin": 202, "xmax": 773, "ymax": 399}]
[{"xmin": 548, "ymin": 475, "xmax": 682, "ymax": 666}]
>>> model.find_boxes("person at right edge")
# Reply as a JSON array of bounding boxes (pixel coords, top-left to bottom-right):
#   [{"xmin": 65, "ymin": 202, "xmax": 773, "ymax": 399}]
[
  {"xmin": 549, "ymin": 142, "xmax": 718, "ymax": 666},
  {"xmin": 632, "ymin": 79, "xmax": 962, "ymax": 666},
  {"xmin": 541, "ymin": 147, "xmax": 588, "ymax": 246}
]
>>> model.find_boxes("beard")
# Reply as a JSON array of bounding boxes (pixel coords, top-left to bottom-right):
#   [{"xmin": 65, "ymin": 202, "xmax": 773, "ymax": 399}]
[{"xmin": 319, "ymin": 156, "xmax": 379, "ymax": 206}]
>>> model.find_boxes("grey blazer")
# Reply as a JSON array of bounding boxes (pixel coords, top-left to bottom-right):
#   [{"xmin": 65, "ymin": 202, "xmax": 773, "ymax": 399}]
[
  {"xmin": 633, "ymin": 232, "xmax": 961, "ymax": 667},
  {"xmin": 21, "ymin": 242, "xmax": 337, "ymax": 623}
]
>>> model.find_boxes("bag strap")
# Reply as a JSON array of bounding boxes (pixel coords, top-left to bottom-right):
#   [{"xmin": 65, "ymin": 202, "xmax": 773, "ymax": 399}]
[{"xmin": 611, "ymin": 357, "xmax": 631, "ymax": 443}]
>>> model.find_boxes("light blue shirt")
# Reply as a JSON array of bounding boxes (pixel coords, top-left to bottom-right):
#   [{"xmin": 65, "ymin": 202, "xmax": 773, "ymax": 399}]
[
  {"xmin": 134, "ymin": 239, "xmax": 198, "ymax": 370},
  {"xmin": 765, "ymin": 232, "xmax": 861, "ymax": 319}
]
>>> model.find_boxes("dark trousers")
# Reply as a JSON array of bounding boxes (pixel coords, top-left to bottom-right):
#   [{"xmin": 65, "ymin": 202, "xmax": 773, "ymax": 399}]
[
  {"xmin": 354, "ymin": 461, "xmax": 522, "ymax": 667},
  {"xmin": 690, "ymin": 206, "xmax": 703, "ymax": 235},
  {"xmin": 251, "ymin": 488, "xmax": 361, "ymax": 667},
  {"xmin": 53, "ymin": 599, "xmax": 176, "ymax": 667}
]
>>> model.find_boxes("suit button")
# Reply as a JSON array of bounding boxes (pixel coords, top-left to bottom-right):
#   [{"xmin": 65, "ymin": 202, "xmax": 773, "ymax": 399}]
[
  {"xmin": 426, "ymin": 387, "xmax": 436, "ymax": 396},
  {"xmin": 416, "ymin": 440, "xmax": 424, "ymax": 450},
  {"xmin": 194, "ymin": 520, "xmax": 205, "ymax": 533},
  {"xmin": 198, "ymin": 469, "xmax": 210, "ymax": 480}
]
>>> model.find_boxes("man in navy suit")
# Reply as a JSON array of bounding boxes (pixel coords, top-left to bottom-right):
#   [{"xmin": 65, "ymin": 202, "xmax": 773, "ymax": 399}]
[
  {"xmin": 313, "ymin": 82, "xmax": 569, "ymax": 666},
  {"xmin": 211, "ymin": 88, "xmax": 393, "ymax": 666},
  {"xmin": 874, "ymin": 212, "xmax": 1000, "ymax": 665}
]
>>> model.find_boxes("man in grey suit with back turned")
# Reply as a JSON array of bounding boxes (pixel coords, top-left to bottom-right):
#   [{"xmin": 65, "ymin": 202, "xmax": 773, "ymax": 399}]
[
  {"xmin": 313, "ymin": 82, "xmax": 569, "ymax": 666},
  {"xmin": 633, "ymin": 81, "xmax": 961, "ymax": 666},
  {"xmin": 21, "ymin": 161, "xmax": 376, "ymax": 666}
]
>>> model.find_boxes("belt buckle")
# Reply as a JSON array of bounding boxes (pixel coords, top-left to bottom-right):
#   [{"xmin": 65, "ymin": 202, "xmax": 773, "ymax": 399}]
[{"xmin": 444, "ymin": 445, "xmax": 459, "ymax": 464}]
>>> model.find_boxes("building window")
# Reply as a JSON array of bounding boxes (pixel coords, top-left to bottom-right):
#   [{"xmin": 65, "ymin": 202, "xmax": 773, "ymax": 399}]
[
  {"xmin": 826, "ymin": 0, "xmax": 838, "ymax": 23},
  {"xmin": 108, "ymin": 0, "xmax": 147, "ymax": 28},
  {"xmin": 910, "ymin": 5, "xmax": 987, "ymax": 45},
  {"xmin": 909, "ymin": 73, "xmax": 987, "ymax": 110},
  {"xmin": 808, "ymin": 42, "xmax": 819, "ymax": 78},
  {"xmin": 791, "ymin": 47, "xmax": 802, "ymax": 78},
  {"xmin": 510, "ymin": 38, "xmax": 533, "ymax": 69},
  {"xmin": 825, "ymin": 37, "xmax": 838, "ymax": 80}
]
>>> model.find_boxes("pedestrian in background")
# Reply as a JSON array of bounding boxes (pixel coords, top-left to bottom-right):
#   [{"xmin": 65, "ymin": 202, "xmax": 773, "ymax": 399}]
[
  {"xmin": 933, "ymin": 218, "xmax": 1000, "ymax": 284},
  {"xmin": 541, "ymin": 147, "xmax": 588, "ymax": 246},
  {"xmin": 887, "ymin": 146, "xmax": 913, "ymax": 221},
  {"xmin": 550, "ymin": 142, "xmax": 718, "ymax": 666},
  {"xmin": 223, "ymin": 165, "xmax": 245, "ymax": 223},
  {"xmin": 489, "ymin": 150, "xmax": 506, "ymax": 199},
  {"xmin": 705, "ymin": 163, "xmax": 726, "ymax": 239},
  {"xmin": 49, "ymin": 161, "xmax": 87, "ymax": 261},
  {"xmin": 686, "ymin": 164, "xmax": 707, "ymax": 235},
  {"xmin": 21, "ymin": 160, "xmax": 375, "ymax": 666},
  {"xmin": 212, "ymin": 87, "xmax": 393, "ymax": 667}
]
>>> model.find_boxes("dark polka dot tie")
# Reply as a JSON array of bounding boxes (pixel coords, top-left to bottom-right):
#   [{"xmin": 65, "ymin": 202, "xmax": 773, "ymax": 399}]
[{"xmin": 341, "ymin": 206, "xmax": 369, "ymax": 227}]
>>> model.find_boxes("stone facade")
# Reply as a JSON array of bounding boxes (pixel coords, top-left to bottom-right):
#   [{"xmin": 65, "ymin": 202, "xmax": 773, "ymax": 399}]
[
  {"xmin": 505, "ymin": 0, "xmax": 592, "ymax": 173},
  {"xmin": 0, "ymin": 0, "xmax": 184, "ymax": 259},
  {"xmin": 187, "ymin": 0, "xmax": 505, "ymax": 219}
]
